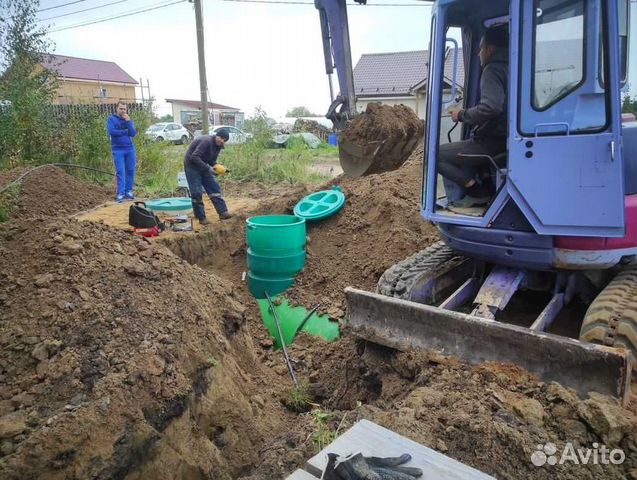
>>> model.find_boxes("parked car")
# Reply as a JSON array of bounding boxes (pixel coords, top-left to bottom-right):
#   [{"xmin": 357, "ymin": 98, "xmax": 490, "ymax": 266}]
[
  {"xmin": 211, "ymin": 125, "xmax": 252, "ymax": 144},
  {"xmin": 145, "ymin": 122, "xmax": 191, "ymax": 144}
]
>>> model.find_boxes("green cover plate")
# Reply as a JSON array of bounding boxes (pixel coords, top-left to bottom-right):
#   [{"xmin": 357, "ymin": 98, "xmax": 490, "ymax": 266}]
[
  {"xmin": 257, "ymin": 297, "xmax": 340, "ymax": 349},
  {"xmin": 146, "ymin": 197, "xmax": 192, "ymax": 212},
  {"xmin": 293, "ymin": 186, "xmax": 345, "ymax": 221}
]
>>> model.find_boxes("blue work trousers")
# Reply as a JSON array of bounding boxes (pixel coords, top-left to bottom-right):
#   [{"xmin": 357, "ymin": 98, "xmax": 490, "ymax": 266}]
[
  {"xmin": 184, "ymin": 164, "xmax": 229, "ymax": 220},
  {"xmin": 112, "ymin": 148, "xmax": 137, "ymax": 195}
]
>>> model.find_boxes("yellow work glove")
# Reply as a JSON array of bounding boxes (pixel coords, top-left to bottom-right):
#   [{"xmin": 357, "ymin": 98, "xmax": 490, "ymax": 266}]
[{"xmin": 213, "ymin": 164, "xmax": 229, "ymax": 176}]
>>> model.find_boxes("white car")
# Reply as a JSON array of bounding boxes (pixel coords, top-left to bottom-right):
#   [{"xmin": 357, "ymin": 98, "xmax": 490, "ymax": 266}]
[
  {"xmin": 145, "ymin": 122, "xmax": 191, "ymax": 144},
  {"xmin": 211, "ymin": 125, "xmax": 252, "ymax": 144}
]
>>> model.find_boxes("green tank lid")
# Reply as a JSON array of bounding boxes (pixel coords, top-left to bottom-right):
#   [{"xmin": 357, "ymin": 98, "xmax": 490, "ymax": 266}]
[
  {"xmin": 146, "ymin": 197, "xmax": 192, "ymax": 212},
  {"xmin": 293, "ymin": 185, "xmax": 345, "ymax": 221}
]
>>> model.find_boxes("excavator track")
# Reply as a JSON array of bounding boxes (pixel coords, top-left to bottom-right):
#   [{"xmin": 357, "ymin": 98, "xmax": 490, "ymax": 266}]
[
  {"xmin": 579, "ymin": 262, "xmax": 637, "ymax": 368},
  {"xmin": 377, "ymin": 241, "xmax": 469, "ymax": 303}
]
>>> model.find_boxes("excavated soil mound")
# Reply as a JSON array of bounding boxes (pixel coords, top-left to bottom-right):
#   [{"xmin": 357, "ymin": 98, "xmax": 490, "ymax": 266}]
[
  {"xmin": 2, "ymin": 165, "xmax": 636, "ymax": 480},
  {"xmin": 289, "ymin": 334, "xmax": 636, "ymax": 479},
  {"xmin": 0, "ymin": 216, "xmax": 303, "ymax": 479},
  {"xmin": 338, "ymin": 103, "xmax": 424, "ymax": 176},
  {"xmin": 340, "ymin": 103, "xmax": 423, "ymax": 144},
  {"xmin": 0, "ymin": 166, "xmax": 111, "ymax": 218},
  {"xmin": 286, "ymin": 156, "xmax": 436, "ymax": 317}
]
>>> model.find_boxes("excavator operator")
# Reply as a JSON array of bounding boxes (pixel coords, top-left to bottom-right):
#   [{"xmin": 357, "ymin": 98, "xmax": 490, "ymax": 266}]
[{"xmin": 439, "ymin": 24, "xmax": 509, "ymax": 208}]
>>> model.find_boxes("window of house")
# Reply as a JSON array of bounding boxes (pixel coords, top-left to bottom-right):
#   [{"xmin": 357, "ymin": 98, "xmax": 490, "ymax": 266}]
[{"xmin": 99, "ymin": 87, "xmax": 107, "ymax": 98}]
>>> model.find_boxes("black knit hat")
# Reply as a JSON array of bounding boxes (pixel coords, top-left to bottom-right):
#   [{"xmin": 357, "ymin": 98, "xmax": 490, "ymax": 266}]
[
  {"xmin": 484, "ymin": 25, "xmax": 509, "ymax": 48},
  {"xmin": 215, "ymin": 128, "xmax": 230, "ymax": 141}
]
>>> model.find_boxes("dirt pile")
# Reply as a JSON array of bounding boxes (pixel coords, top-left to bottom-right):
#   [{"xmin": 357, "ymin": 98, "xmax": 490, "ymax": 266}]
[
  {"xmin": 0, "ymin": 215, "xmax": 300, "ymax": 479},
  {"xmin": 339, "ymin": 104, "xmax": 424, "ymax": 176},
  {"xmin": 287, "ymin": 335, "xmax": 636, "ymax": 479},
  {"xmin": 341, "ymin": 104, "xmax": 423, "ymax": 145},
  {"xmin": 0, "ymin": 166, "xmax": 111, "ymax": 218},
  {"xmin": 2, "ymin": 165, "xmax": 636, "ymax": 480},
  {"xmin": 286, "ymin": 159, "xmax": 437, "ymax": 317},
  {"xmin": 293, "ymin": 119, "xmax": 330, "ymax": 138}
]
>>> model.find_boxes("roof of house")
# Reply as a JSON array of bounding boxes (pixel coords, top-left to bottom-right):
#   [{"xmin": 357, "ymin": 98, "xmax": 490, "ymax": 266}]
[
  {"xmin": 353, "ymin": 49, "xmax": 465, "ymax": 98},
  {"xmin": 40, "ymin": 54, "xmax": 137, "ymax": 84},
  {"xmin": 165, "ymin": 99, "xmax": 239, "ymax": 110}
]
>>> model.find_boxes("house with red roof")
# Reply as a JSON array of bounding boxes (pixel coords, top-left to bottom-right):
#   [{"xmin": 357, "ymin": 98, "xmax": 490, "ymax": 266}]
[
  {"xmin": 39, "ymin": 54, "xmax": 138, "ymax": 105},
  {"xmin": 353, "ymin": 49, "xmax": 465, "ymax": 119}
]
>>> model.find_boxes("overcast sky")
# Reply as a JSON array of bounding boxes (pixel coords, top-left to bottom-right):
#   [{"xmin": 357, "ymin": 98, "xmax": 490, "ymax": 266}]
[
  {"xmin": 38, "ymin": 0, "xmax": 637, "ymax": 119},
  {"xmin": 40, "ymin": 0, "xmax": 433, "ymax": 119}
]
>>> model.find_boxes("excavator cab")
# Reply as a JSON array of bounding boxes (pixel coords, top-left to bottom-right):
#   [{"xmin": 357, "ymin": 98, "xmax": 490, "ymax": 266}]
[
  {"xmin": 425, "ymin": 0, "xmax": 632, "ymax": 242},
  {"xmin": 317, "ymin": 0, "xmax": 636, "ymax": 402}
]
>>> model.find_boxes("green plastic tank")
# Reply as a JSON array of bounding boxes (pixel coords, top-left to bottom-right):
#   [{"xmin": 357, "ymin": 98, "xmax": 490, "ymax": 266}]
[
  {"xmin": 246, "ymin": 215, "xmax": 306, "ymax": 253},
  {"xmin": 247, "ymin": 272, "xmax": 295, "ymax": 299},
  {"xmin": 245, "ymin": 215, "xmax": 307, "ymax": 298},
  {"xmin": 247, "ymin": 249, "xmax": 306, "ymax": 278}
]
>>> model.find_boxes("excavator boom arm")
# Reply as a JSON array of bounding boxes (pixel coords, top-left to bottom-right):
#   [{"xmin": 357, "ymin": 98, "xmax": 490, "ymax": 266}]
[{"xmin": 315, "ymin": 0, "xmax": 358, "ymax": 130}]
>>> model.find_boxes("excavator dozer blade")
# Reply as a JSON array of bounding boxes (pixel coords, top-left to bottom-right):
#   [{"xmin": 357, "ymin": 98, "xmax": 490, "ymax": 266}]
[
  {"xmin": 345, "ymin": 287, "xmax": 633, "ymax": 403},
  {"xmin": 339, "ymin": 135, "xmax": 420, "ymax": 178}
]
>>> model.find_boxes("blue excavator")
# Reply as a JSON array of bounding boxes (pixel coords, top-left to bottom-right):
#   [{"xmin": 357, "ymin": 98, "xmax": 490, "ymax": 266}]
[{"xmin": 315, "ymin": 0, "xmax": 636, "ymax": 401}]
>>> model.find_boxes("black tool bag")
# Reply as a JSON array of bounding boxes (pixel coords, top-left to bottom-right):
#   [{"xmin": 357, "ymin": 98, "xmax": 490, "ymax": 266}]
[{"xmin": 128, "ymin": 202, "xmax": 164, "ymax": 230}]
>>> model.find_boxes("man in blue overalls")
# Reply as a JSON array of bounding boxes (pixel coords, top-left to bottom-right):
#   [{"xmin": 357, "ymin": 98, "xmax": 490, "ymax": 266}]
[
  {"xmin": 184, "ymin": 128, "xmax": 233, "ymax": 225},
  {"xmin": 106, "ymin": 101, "xmax": 137, "ymax": 202}
]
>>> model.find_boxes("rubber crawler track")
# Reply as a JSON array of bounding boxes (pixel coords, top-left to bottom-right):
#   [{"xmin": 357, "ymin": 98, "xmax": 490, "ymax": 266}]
[
  {"xmin": 579, "ymin": 262, "xmax": 637, "ymax": 366},
  {"xmin": 376, "ymin": 241, "xmax": 460, "ymax": 300}
]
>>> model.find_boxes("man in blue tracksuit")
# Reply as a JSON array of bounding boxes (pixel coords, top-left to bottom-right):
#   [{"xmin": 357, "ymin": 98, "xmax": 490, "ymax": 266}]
[
  {"xmin": 107, "ymin": 101, "xmax": 137, "ymax": 202},
  {"xmin": 184, "ymin": 128, "xmax": 233, "ymax": 225}
]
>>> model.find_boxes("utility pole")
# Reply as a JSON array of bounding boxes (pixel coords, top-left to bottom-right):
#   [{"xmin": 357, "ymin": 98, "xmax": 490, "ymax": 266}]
[{"xmin": 193, "ymin": 0, "xmax": 209, "ymax": 134}]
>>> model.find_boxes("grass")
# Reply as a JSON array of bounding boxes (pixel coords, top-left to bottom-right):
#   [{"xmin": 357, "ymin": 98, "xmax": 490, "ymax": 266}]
[
  {"xmin": 130, "ymin": 139, "xmax": 338, "ymax": 197},
  {"xmin": 309, "ymin": 409, "xmax": 338, "ymax": 450},
  {"xmin": 282, "ymin": 384, "xmax": 312, "ymax": 413},
  {"xmin": 0, "ymin": 135, "xmax": 339, "ymax": 214},
  {"xmin": 220, "ymin": 139, "xmax": 336, "ymax": 184},
  {"xmin": 0, "ymin": 184, "xmax": 21, "ymax": 222}
]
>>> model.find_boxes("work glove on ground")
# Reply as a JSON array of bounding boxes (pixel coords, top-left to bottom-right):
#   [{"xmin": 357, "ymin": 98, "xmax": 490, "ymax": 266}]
[{"xmin": 323, "ymin": 452, "xmax": 423, "ymax": 480}]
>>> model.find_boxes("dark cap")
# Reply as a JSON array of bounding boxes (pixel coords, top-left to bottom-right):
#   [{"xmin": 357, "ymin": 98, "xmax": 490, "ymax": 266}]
[
  {"xmin": 215, "ymin": 128, "xmax": 230, "ymax": 141},
  {"xmin": 483, "ymin": 25, "xmax": 509, "ymax": 48}
]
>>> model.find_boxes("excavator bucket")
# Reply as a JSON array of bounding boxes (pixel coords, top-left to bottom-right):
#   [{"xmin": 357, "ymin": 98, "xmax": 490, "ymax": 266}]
[
  {"xmin": 339, "ymin": 134, "xmax": 421, "ymax": 178},
  {"xmin": 338, "ymin": 103, "xmax": 424, "ymax": 178},
  {"xmin": 345, "ymin": 287, "xmax": 633, "ymax": 403}
]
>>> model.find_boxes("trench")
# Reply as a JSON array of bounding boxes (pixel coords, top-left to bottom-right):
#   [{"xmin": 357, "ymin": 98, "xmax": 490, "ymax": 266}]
[{"xmin": 117, "ymin": 224, "xmax": 323, "ymax": 480}]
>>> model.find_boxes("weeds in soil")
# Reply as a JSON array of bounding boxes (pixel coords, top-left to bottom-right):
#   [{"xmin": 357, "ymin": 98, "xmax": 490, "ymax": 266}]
[
  {"xmin": 309, "ymin": 410, "xmax": 337, "ymax": 450},
  {"xmin": 282, "ymin": 384, "xmax": 312, "ymax": 413},
  {"xmin": 0, "ymin": 184, "xmax": 20, "ymax": 222}
]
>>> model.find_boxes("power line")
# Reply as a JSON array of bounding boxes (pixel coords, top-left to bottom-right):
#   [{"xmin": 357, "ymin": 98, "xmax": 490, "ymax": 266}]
[
  {"xmin": 49, "ymin": 0, "xmax": 188, "ymax": 32},
  {"xmin": 39, "ymin": 0, "xmax": 133, "ymax": 22},
  {"xmin": 221, "ymin": 0, "xmax": 429, "ymax": 4},
  {"xmin": 37, "ymin": 0, "xmax": 91, "ymax": 13},
  {"xmin": 46, "ymin": 0, "xmax": 427, "ymax": 33}
]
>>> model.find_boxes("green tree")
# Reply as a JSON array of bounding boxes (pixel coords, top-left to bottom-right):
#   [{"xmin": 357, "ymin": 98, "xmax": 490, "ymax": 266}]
[
  {"xmin": 286, "ymin": 106, "xmax": 318, "ymax": 118},
  {"xmin": 242, "ymin": 106, "xmax": 274, "ymax": 145},
  {"xmin": 0, "ymin": 0, "xmax": 58, "ymax": 165},
  {"xmin": 155, "ymin": 114, "xmax": 173, "ymax": 123},
  {"xmin": 622, "ymin": 94, "xmax": 637, "ymax": 116}
]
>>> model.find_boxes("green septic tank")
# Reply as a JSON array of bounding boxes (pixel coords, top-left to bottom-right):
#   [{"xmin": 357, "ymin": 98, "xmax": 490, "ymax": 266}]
[{"xmin": 245, "ymin": 214, "xmax": 306, "ymax": 298}]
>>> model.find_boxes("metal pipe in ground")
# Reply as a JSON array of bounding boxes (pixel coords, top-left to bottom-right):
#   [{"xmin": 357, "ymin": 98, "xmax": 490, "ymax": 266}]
[{"xmin": 265, "ymin": 291, "xmax": 298, "ymax": 387}]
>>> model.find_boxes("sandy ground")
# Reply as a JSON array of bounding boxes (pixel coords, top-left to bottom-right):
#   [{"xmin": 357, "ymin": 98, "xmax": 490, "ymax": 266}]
[{"xmin": 75, "ymin": 196, "xmax": 260, "ymax": 237}]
